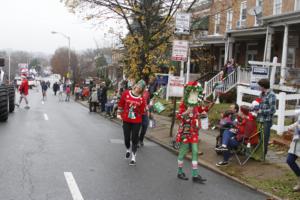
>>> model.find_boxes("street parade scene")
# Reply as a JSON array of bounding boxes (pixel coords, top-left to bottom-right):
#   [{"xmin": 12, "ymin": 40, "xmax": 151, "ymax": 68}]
[{"xmin": 0, "ymin": 0, "xmax": 300, "ymax": 200}]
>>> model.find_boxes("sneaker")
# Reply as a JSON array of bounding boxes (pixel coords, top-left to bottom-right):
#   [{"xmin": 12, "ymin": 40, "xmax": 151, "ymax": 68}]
[
  {"xmin": 216, "ymin": 161, "xmax": 229, "ymax": 167},
  {"xmin": 24, "ymin": 105, "xmax": 30, "ymax": 109},
  {"xmin": 15, "ymin": 103, "xmax": 19, "ymax": 107},
  {"xmin": 192, "ymin": 175, "xmax": 207, "ymax": 184},
  {"xmin": 177, "ymin": 173, "xmax": 189, "ymax": 181},
  {"xmin": 215, "ymin": 146, "xmax": 228, "ymax": 152},
  {"xmin": 125, "ymin": 151, "xmax": 130, "ymax": 159},
  {"xmin": 129, "ymin": 160, "xmax": 136, "ymax": 166}
]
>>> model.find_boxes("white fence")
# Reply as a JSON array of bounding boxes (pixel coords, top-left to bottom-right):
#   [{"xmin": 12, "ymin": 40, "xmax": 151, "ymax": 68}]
[{"xmin": 237, "ymin": 85, "xmax": 300, "ymax": 135}]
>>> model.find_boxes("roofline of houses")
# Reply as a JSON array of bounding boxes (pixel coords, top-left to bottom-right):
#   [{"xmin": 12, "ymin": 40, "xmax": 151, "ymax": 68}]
[{"xmin": 262, "ymin": 10, "xmax": 300, "ymax": 26}]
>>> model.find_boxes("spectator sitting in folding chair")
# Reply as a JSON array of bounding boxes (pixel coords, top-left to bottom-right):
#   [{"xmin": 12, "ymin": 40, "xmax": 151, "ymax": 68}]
[
  {"xmin": 216, "ymin": 103, "xmax": 239, "ymax": 154},
  {"xmin": 105, "ymin": 91, "xmax": 118, "ymax": 117},
  {"xmin": 215, "ymin": 105, "xmax": 258, "ymax": 166}
]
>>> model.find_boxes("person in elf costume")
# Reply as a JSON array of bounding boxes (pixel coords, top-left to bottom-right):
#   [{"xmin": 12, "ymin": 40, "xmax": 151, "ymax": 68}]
[{"xmin": 176, "ymin": 81, "xmax": 207, "ymax": 183}]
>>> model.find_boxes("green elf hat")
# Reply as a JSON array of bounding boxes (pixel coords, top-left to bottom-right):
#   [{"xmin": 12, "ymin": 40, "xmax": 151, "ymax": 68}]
[
  {"xmin": 183, "ymin": 81, "xmax": 203, "ymax": 107},
  {"xmin": 135, "ymin": 79, "xmax": 146, "ymax": 90}
]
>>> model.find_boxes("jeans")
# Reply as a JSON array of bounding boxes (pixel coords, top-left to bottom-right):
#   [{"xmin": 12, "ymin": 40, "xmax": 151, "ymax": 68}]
[
  {"xmin": 123, "ymin": 122, "xmax": 141, "ymax": 154},
  {"xmin": 222, "ymin": 130, "xmax": 239, "ymax": 162},
  {"xmin": 263, "ymin": 121, "xmax": 273, "ymax": 155},
  {"xmin": 222, "ymin": 130, "xmax": 235, "ymax": 146},
  {"xmin": 287, "ymin": 153, "xmax": 300, "ymax": 177},
  {"xmin": 139, "ymin": 115, "xmax": 149, "ymax": 142}
]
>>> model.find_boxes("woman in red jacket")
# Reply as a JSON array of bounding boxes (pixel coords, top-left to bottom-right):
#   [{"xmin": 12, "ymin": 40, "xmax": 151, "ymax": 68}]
[
  {"xmin": 16, "ymin": 75, "xmax": 30, "ymax": 109},
  {"xmin": 117, "ymin": 79, "xmax": 146, "ymax": 166}
]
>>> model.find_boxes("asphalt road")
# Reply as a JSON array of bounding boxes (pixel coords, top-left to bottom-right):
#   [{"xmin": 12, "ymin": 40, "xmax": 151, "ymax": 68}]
[{"xmin": 0, "ymin": 89, "xmax": 267, "ymax": 200}]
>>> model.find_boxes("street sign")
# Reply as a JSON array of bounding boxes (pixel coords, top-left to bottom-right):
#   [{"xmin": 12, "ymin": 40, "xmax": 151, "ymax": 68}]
[
  {"xmin": 171, "ymin": 40, "xmax": 189, "ymax": 61},
  {"xmin": 250, "ymin": 65, "xmax": 270, "ymax": 90},
  {"xmin": 175, "ymin": 13, "xmax": 191, "ymax": 35},
  {"xmin": 168, "ymin": 75, "xmax": 184, "ymax": 97}
]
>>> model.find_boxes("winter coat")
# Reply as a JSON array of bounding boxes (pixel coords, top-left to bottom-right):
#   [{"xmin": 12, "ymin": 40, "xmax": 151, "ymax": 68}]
[
  {"xmin": 19, "ymin": 79, "xmax": 29, "ymax": 95},
  {"xmin": 288, "ymin": 115, "xmax": 300, "ymax": 157},
  {"xmin": 89, "ymin": 91, "xmax": 98, "ymax": 103}
]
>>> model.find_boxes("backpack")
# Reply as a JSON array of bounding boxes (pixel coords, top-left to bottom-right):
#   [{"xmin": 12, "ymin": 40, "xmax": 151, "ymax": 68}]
[{"xmin": 66, "ymin": 87, "xmax": 71, "ymax": 94}]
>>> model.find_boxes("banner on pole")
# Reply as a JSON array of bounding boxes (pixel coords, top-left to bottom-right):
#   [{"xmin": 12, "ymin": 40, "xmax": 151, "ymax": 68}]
[
  {"xmin": 168, "ymin": 75, "xmax": 184, "ymax": 97},
  {"xmin": 171, "ymin": 40, "xmax": 189, "ymax": 61},
  {"xmin": 175, "ymin": 13, "xmax": 191, "ymax": 35}
]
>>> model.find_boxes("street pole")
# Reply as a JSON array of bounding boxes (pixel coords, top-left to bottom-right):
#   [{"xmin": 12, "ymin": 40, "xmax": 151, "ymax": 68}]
[
  {"xmin": 186, "ymin": 47, "xmax": 190, "ymax": 83},
  {"xmin": 67, "ymin": 36, "xmax": 71, "ymax": 80},
  {"xmin": 8, "ymin": 54, "xmax": 11, "ymax": 83}
]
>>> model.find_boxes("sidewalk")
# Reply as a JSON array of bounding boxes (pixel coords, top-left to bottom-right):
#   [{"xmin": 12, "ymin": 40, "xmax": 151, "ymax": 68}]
[{"xmin": 76, "ymin": 99, "xmax": 298, "ymax": 200}]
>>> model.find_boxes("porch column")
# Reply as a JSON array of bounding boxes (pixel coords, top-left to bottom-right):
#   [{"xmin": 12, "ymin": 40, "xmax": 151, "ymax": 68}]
[
  {"xmin": 224, "ymin": 37, "xmax": 234, "ymax": 63},
  {"xmin": 280, "ymin": 24, "xmax": 289, "ymax": 85},
  {"xmin": 224, "ymin": 38, "xmax": 229, "ymax": 64},
  {"xmin": 228, "ymin": 37, "xmax": 234, "ymax": 61},
  {"xmin": 265, "ymin": 27, "xmax": 274, "ymax": 62}
]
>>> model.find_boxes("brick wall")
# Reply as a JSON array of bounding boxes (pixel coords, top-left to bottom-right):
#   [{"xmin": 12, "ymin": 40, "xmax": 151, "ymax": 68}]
[
  {"xmin": 282, "ymin": 0, "xmax": 295, "ymax": 13},
  {"xmin": 208, "ymin": 0, "xmax": 232, "ymax": 35},
  {"xmin": 263, "ymin": 0, "xmax": 273, "ymax": 16}
]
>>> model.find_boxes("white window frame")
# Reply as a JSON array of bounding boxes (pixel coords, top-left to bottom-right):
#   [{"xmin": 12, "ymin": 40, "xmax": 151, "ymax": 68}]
[
  {"xmin": 214, "ymin": 13, "xmax": 221, "ymax": 35},
  {"xmin": 295, "ymin": 0, "xmax": 300, "ymax": 11},
  {"xmin": 226, "ymin": 9, "xmax": 233, "ymax": 31},
  {"xmin": 273, "ymin": 0, "xmax": 282, "ymax": 15},
  {"xmin": 254, "ymin": 0, "xmax": 263, "ymax": 26},
  {"xmin": 240, "ymin": 1, "xmax": 247, "ymax": 22}
]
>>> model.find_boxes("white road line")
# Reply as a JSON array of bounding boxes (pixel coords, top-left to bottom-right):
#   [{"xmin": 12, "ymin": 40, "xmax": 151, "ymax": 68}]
[
  {"xmin": 43, "ymin": 113, "xmax": 49, "ymax": 121},
  {"xmin": 64, "ymin": 172, "xmax": 85, "ymax": 200}
]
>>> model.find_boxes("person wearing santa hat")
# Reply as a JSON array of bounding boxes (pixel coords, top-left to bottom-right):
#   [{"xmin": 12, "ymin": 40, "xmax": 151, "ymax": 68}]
[{"xmin": 16, "ymin": 75, "xmax": 30, "ymax": 109}]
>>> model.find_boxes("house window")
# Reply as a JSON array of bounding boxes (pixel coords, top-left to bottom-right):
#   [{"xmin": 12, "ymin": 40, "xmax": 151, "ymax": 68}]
[
  {"xmin": 240, "ymin": 1, "xmax": 247, "ymax": 21},
  {"xmin": 273, "ymin": 0, "xmax": 282, "ymax": 15},
  {"xmin": 214, "ymin": 13, "xmax": 221, "ymax": 35},
  {"xmin": 255, "ymin": 0, "xmax": 263, "ymax": 26},
  {"xmin": 295, "ymin": 0, "xmax": 300, "ymax": 10},
  {"xmin": 226, "ymin": 9, "xmax": 233, "ymax": 30}
]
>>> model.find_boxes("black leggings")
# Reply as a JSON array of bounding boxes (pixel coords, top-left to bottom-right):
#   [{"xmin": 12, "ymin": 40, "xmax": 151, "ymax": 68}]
[{"xmin": 123, "ymin": 122, "xmax": 141, "ymax": 154}]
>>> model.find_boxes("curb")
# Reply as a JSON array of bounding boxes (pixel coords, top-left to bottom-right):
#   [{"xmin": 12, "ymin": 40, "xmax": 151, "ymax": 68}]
[{"xmin": 75, "ymin": 100, "xmax": 281, "ymax": 200}]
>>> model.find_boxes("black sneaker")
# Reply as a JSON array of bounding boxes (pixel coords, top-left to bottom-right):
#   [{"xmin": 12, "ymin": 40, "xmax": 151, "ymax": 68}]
[
  {"xmin": 192, "ymin": 175, "xmax": 207, "ymax": 184},
  {"xmin": 215, "ymin": 146, "xmax": 228, "ymax": 152},
  {"xmin": 129, "ymin": 160, "xmax": 136, "ymax": 166},
  {"xmin": 177, "ymin": 173, "xmax": 189, "ymax": 181},
  {"xmin": 216, "ymin": 161, "xmax": 229, "ymax": 167},
  {"xmin": 125, "ymin": 152, "xmax": 130, "ymax": 159}
]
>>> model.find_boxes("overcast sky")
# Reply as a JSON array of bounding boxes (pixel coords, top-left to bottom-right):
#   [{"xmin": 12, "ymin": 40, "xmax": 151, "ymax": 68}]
[{"xmin": 0, "ymin": 0, "xmax": 121, "ymax": 55}]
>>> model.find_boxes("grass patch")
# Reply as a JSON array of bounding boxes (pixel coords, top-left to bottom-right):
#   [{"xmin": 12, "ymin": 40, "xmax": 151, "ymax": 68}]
[{"xmin": 246, "ymin": 172, "xmax": 299, "ymax": 200}]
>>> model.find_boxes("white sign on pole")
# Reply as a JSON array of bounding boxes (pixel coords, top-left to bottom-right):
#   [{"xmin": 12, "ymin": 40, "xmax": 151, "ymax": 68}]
[
  {"xmin": 171, "ymin": 40, "xmax": 189, "ymax": 61},
  {"xmin": 175, "ymin": 13, "xmax": 191, "ymax": 35},
  {"xmin": 250, "ymin": 65, "xmax": 270, "ymax": 90},
  {"xmin": 168, "ymin": 75, "xmax": 184, "ymax": 97}
]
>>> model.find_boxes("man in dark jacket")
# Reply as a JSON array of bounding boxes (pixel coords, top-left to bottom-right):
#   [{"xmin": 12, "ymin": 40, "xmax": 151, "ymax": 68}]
[
  {"xmin": 100, "ymin": 82, "xmax": 107, "ymax": 112},
  {"xmin": 53, "ymin": 82, "xmax": 59, "ymax": 96}
]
